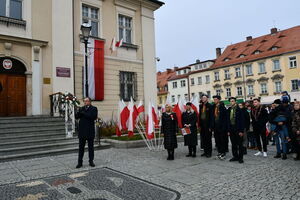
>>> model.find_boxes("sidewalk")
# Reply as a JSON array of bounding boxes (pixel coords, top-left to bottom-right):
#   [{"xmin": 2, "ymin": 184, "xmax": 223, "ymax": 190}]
[{"xmin": 0, "ymin": 143, "xmax": 299, "ymax": 200}]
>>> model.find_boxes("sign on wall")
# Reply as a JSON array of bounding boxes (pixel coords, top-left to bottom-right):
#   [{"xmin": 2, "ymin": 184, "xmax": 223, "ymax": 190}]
[{"xmin": 56, "ymin": 67, "xmax": 71, "ymax": 78}]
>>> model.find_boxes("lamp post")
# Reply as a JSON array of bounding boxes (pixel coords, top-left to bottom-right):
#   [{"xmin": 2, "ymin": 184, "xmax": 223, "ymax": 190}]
[{"xmin": 81, "ymin": 23, "xmax": 92, "ymax": 97}]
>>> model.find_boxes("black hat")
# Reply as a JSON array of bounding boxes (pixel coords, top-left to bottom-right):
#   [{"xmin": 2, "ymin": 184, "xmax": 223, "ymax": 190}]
[
  {"xmin": 186, "ymin": 102, "xmax": 192, "ymax": 106},
  {"xmin": 228, "ymin": 97, "xmax": 237, "ymax": 101},
  {"xmin": 213, "ymin": 95, "xmax": 221, "ymax": 100},
  {"xmin": 273, "ymin": 99, "xmax": 281, "ymax": 105}
]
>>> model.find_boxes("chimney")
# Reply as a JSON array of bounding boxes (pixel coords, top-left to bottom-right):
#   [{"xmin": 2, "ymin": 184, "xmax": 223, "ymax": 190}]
[
  {"xmin": 166, "ymin": 68, "xmax": 172, "ymax": 74},
  {"xmin": 174, "ymin": 66, "xmax": 179, "ymax": 70},
  {"xmin": 271, "ymin": 28, "xmax": 278, "ymax": 34},
  {"xmin": 216, "ymin": 48, "xmax": 221, "ymax": 58},
  {"xmin": 246, "ymin": 36, "xmax": 252, "ymax": 41}
]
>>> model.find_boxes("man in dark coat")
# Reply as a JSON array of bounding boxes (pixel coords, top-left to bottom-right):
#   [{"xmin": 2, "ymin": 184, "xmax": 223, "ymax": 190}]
[
  {"xmin": 227, "ymin": 97, "xmax": 245, "ymax": 163},
  {"xmin": 211, "ymin": 95, "xmax": 228, "ymax": 160},
  {"xmin": 251, "ymin": 98, "xmax": 269, "ymax": 157},
  {"xmin": 161, "ymin": 104, "xmax": 178, "ymax": 160},
  {"xmin": 75, "ymin": 97, "xmax": 98, "ymax": 168},
  {"xmin": 199, "ymin": 94, "xmax": 213, "ymax": 157},
  {"xmin": 182, "ymin": 102, "xmax": 198, "ymax": 157}
]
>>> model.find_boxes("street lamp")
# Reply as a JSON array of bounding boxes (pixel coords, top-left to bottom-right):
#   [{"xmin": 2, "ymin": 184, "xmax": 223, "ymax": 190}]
[{"xmin": 81, "ymin": 23, "xmax": 92, "ymax": 97}]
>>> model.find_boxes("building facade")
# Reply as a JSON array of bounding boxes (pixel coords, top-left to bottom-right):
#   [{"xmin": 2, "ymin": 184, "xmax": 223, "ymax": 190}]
[
  {"xmin": 0, "ymin": 0, "xmax": 163, "ymax": 119},
  {"xmin": 211, "ymin": 26, "xmax": 300, "ymax": 104},
  {"xmin": 157, "ymin": 68, "xmax": 175, "ymax": 107}
]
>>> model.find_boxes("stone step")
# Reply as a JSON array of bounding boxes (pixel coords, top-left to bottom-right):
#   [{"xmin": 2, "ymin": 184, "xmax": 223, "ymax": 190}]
[
  {"xmin": 0, "ymin": 131, "xmax": 66, "ymax": 143},
  {"xmin": 0, "ymin": 139, "xmax": 79, "ymax": 156},
  {"xmin": 0, "ymin": 137, "xmax": 72, "ymax": 149},
  {"xmin": 0, "ymin": 126, "xmax": 65, "ymax": 134},
  {"xmin": 0, "ymin": 121, "xmax": 65, "ymax": 129},
  {"xmin": 0, "ymin": 116, "xmax": 64, "ymax": 124},
  {"xmin": 0, "ymin": 142, "xmax": 111, "ymax": 162}
]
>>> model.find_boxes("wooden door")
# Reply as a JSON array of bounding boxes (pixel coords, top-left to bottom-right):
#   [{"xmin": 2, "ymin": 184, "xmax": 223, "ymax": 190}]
[
  {"xmin": 0, "ymin": 75, "xmax": 7, "ymax": 117},
  {"xmin": 0, "ymin": 75, "xmax": 26, "ymax": 116}
]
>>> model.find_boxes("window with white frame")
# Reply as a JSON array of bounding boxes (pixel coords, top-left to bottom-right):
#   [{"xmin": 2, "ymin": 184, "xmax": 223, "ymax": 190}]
[
  {"xmin": 171, "ymin": 95, "xmax": 175, "ymax": 103},
  {"xmin": 216, "ymin": 89, "xmax": 221, "ymax": 96},
  {"xmin": 237, "ymin": 86, "xmax": 243, "ymax": 96},
  {"xmin": 260, "ymin": 83, "xmax": 268, "ymax": 94},
  {"xmin": 198, "ymin": 77, "xmax": 202, "ymax": 85},
  {"xmin": 235, "ymin": 67, "xmax": 241, "ymax": 77},
  {"xmin": 118, "ymin": 14, "xmax": 132, "ymax": 44},
  {"xmin": 82, "ymin": 5, "xmax": 99, "ymax": 37},
  {"xmin": 289, "ymin": 56, "xmax": 297, "ymax": 68},
  {"xmin": 172, "ymin": 81, "xmax": 177, "ymax": 89},
  {"xmin": 214, "ymin": 71, "xmax": 220, "ymax": 81},
  {"xmin": 191, "ymin": 78, "xmax": 195, "ymax": 86},
  {"xmin": 180, "ymin": 80, "xmax": 186, "ymax": 87},
  {"xmin": 177, "ymin": 94, "xmax": 181, "ymax": 100},
  {"xmin": 274, "ymin": 81, "xmax": 282, "ymax": 93},
  {"xmin": 120, "ymin": 71, "xmax": 137, "ymax": 101},
  {"xmin": 184, "ymin": 94, "xmax": 188, "ymax": 101},
  {"xmin": 247, "ymin": 85, "xmax": 254, "ymax": 95},
  {"xmin": 205, "ymin": 75, "xmax": 210, "ymax": 84},
  {"xmin": 224, "ymin": 69, "xmax": 230, "ymax": 79},
  {"xmin": 226, "ymin": 88, "xmax": 231, "ymax": 97},
  {"xmin": 246, "ymin": 64, "xmax": 253, "ymax": 75},
  {"xmin": 259, "ymin": 62, "xmax": 266, "ymax": 73},
  {"xmin": 291, "ymin": 79, "xmax": 299, "ymax": 91},
  {"xmin": 273, "ymin": 59, "xmax": 281, "ymax": 71},
  {"xmin": 0, "ymin": 0, "xmax": 22, "ymax": 19}
]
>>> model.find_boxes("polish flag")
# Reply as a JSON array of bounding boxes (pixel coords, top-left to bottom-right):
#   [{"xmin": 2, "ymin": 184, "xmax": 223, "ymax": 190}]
[
  {"xmin": 162, "ymin": 93, "xmax": 172, "ymax": 113},
  {"xmin": 127, "ymin": 97, "xmax": 139, "ymax": 137},
  {"xmin": 116, "ymin": 100, "xmax": 130, "ymax": 136},
  {"xmin": 172, "ymin": 97, "xmax": 186, "ymax": 128},
  {"xmin": 116, "ymin": 38, "xmax": 123, "ymax": 47},
  {"xmin": 191, "ymin": 94, "xmax": 200, "ymax": 115},
  {"xmin": 84, "ymin": 39, "xmax": 105, "ymax": 100},
  {"xmin": 137, "ymin": 100, "xmax": 144, "ymax": 114},
  {"xmin": 110, "ymin": 37, "xmax": 123, "ymax": 52},
  {"xmin": 146, "ymin": 101, "xmax": 158, "ymax": 139}
]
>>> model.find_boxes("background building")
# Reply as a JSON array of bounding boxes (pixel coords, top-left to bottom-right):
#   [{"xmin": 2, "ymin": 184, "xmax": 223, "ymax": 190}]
[{"xmin": 157, "ymin": 68, "xmax": 175, "ymax": 107}]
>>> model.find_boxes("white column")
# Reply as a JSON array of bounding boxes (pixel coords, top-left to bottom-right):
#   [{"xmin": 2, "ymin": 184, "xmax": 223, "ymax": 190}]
[
  {"xmin": 141, "ymin": 7, "xmax": 157, "ymax": 112},
  {"xmin": 32, "ymin": 46, "xmax": 42, "ymax": 115}
]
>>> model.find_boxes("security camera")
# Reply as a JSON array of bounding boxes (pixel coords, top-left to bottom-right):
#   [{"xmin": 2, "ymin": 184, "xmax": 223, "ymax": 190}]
[{"xmin": 155, "ymin": 57, "xmax": 160, "ymax": 62}]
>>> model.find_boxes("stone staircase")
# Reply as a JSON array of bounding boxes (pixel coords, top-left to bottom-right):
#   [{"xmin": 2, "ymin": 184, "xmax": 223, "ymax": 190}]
[{"xmin": 0, "ymin": 116, "xmax": 110, "ymax": 162}]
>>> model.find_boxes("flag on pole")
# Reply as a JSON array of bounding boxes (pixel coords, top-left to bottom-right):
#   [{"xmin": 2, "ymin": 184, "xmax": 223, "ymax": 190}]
[
  {"xmin": 83, "ymin": 39, "xmax": 105, "ymax": 100},
  {"xmin": 162, "ymin": 93, "xmax": 172, "ymax": 113},
  {"xmin": 146, "ymin": 101, "xmax": 158, "ymax": 139},
  {"xmin": 116, "ymin": 38, "xmax": 123, "ymax": 48},
  {"xmin": 191, "ymin": 94, "xmax": 200, "ymax": 115},
  {"xmin": 137, "ymin": 100, "xmax": 144, "ymax": 114},
  {"xmin": 116, "ymin": 100, "xmax": 130, "ymax": 136},
  {"xmin": 172, "ymin": 97, "xmax": 186, "ymax": 128},
  {"xmin": 110, "ymin": 37, "xmax": 123, "ymax": 53},
  {"xmin": 127, "ymin": 97, "xmax": 138, "ymax": 137}
]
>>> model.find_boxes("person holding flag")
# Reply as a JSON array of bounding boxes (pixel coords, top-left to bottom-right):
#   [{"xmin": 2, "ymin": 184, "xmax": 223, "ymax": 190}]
[
  {"xmin": 161, "ymin": 104, "xmax": 178, "ymax": 160},
  {"xmin": 182, "ymin": 102, "xmax": 198, "ymax": 157}
]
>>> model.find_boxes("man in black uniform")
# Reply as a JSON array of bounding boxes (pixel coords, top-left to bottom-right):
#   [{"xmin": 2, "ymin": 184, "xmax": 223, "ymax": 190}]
[
  {"xmin": 182, "ymin": 102, "xmax": 198, "ymax": 157},
  {"xmin": 211, "ymin": 95, "xmax": 228, "ymax": 160},
  {"xmin": 227, "ymin": 97, "xmax": 245, "ymax": 163},
  {"xmin": 75, "ymin": 97, "xmax": 98, "ymax": 168},
  {"xmin": 199, "ymin": 94, "xmax": 213, "ymax": 157}
]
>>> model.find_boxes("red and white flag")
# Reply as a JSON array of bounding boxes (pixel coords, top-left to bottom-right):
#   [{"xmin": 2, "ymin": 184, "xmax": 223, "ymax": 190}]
[
  {"xmin": 116, "ymin": 100, "xmax": 130, "ymax": 136},
  {"xmin": 191, "ymin": 94, "xmax": 200, "ymax": 115},
  {"xmin": 84, "ymin": 39, "xmax": 104, "ymax": 100},
  {"xmin": 172, "ymin": 97, "xmax": 186, "ymax": 128},
  {"xmin": 162, "ymin": 93, "xmax": 172, "ymax": 113},
  {"xmin": 110, "ymin": 37, "xmax": 123, "ymax": 53},
  {"xmin": 137, "ymin": 100, "xmax": 144, "ymax": 114},
  {"xmin": 146, "ymin": 101, "xmax": 158, "ymax": 139},
  {"xmin": 127, "ymin": 97, "xmax": 139, "ymax": 137}
]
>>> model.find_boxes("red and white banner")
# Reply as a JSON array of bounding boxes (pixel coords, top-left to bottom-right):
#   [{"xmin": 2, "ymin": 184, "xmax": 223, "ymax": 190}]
[
  {"xmin": 116, "ymin": 100, "xmax": 130, "ymax": 136},
  {"xmin": 127, "ymin": 98, "xmax": 139, "ymax": 137},
  {"xmin": 84, "ymin": 39, "xmax": 104, "ymax": 100},
  {"xmin": 146, "ymin": 101, "xmax": 158, "ymax": 139},
  {"xmin": 172, "ymin": 97, "xmax": 186, "ymax": 128},
  {"xmin": 191, "ymin": 94, "xmax": 200, "ymax": 115},
  {"xmin": 137, "ymin": 100, "xmax": 144, "ymax": 114}
]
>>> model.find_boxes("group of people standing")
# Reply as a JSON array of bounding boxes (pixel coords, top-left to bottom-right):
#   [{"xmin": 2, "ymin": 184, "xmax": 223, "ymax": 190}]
[{"xmin": 161, "ymin": 93, "xmax": 300, "ymax": 163}]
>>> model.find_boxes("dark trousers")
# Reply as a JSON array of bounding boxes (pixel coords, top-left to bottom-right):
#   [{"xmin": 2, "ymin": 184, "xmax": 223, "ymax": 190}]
[
  {"xmin": 201, "ymin": 125, "xmax": 212, "ymax": 155},
  {"xmin": 214, "ymin": 129, "xmax": 227, "ymax": 154},
  {"xmin": 200, "ymin": 132, "xmax": 204, "ymax": 149},
  {"xmin": 78, "ymin": 137, "xmax": 94, "ymax": 164},
  {"xmin": 254, "ymin": 126, "xmax": 267, "ymax": 152},
  {"xmin": 167, "ymin": 148, "xmax": 174, "ymax": 158},
  {"xmin": 188, "ymin": 145, "xmax": 196, "ymax": 155},
  {"xmin": 229, "ymin": 127, "xmax": 244, "ymax": 160}
]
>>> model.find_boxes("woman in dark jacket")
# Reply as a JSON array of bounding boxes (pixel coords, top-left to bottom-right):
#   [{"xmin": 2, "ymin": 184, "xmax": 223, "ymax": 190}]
[
  {"xmin": 161, "ymin": 104, "xmax": 178, "ymax": 160},
  {"xmin": 182, "ymin": 102, "xmax": 198, "ymax": 157},
  {"xmin": 291, "ymin": 101, "xmax": 300, "ymax": 160}
]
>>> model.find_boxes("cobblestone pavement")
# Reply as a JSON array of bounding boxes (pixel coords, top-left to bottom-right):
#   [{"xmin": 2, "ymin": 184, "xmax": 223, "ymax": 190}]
[{"xmin": 0, "ymin": 142, "xmax": 299, "ymax": 200}]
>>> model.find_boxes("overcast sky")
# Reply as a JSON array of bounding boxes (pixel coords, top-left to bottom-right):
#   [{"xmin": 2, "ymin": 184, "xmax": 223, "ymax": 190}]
[{"xmin": 154, "ymin": 0, "xmax": 300, "ymax": 71}]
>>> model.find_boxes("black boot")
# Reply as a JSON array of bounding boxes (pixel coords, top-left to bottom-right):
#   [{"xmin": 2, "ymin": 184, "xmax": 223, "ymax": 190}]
[
  {"xmin": 282, "ymin": 153, "xmax": 287, "ymax": 160},
  {"xmin": 186, "ymin": 146, "xmax": 192, "ymax": 157},
  {"xmin": 294, "ymin": 154, "xmax": 300, "ymax": 161},
  {"xmin": 167, "ymin": 150, "xmax": 171, "ymax": 160},
  {"xmin": 170, "ymin": 149, "xmax": 175, "ymax": 160},
  {"xmin": 274, "ymin": 153, "xmax": 281, "ymax": 158},
  {"xmin": 192, "ymin": 146, "xmax": 196, "ymax": 157}
]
